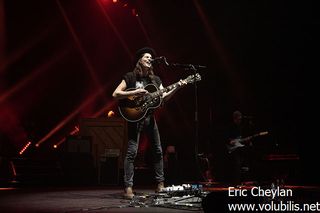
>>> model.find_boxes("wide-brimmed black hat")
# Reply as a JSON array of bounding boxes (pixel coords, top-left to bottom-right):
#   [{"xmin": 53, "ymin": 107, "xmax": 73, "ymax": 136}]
[{"xmin": 133, "ymin": 47, "xmax": 156, "ymax": 66}]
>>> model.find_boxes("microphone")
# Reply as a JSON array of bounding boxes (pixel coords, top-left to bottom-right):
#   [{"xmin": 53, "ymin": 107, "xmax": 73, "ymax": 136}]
[
  {"xmin": 170, "ymin": 63, "xmax": 206, "ymax": 69},
  {"xmin": 242, "ymin": 115, "xmax": 253, "ymax": 119},
  {"xmin": 150, "ymin": 56, "xmax": 169, "ymax": 66}
]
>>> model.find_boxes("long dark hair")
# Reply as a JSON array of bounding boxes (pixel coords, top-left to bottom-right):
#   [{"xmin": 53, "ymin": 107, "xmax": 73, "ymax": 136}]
[{"xmin": 133, "ymin": 57, "xmax": 156, "ymax": 82}]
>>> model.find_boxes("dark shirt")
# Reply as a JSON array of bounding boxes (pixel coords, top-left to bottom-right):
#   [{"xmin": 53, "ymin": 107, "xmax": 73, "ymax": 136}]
[
  {"xmin": 229, "ymin": 124, "xmax": 242, "ymax": 139},
  {"xmin": 122, "ymin": 72, "xmax": 162, "ymax": 89}
]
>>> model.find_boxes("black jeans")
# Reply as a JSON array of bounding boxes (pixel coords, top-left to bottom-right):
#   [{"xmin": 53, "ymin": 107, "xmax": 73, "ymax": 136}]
[
  {"xmin": 229, "ymin": 146, "xmax": 252, "ymax": 185},
  {"xmin": 124, "ymin": 115, "xmax": 164, "ymax": 187}
]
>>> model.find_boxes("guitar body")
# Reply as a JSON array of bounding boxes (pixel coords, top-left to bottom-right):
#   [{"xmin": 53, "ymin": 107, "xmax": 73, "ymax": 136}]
[
  {"xmin": 118, "ymin": 84, "xmax": 163, "ymax": 122},
  {"xmin": 117, "ymin": 73, "xmax": 202, "ymax": 122},
  {"xmin": 226, "ymin": 138, "xmax": 245, "ymax": 153}
]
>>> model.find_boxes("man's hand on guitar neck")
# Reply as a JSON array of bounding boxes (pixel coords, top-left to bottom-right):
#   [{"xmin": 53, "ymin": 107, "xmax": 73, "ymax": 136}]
[
  {"xmin": 161, "ymin": 79, "xmax": 186, "ymax": 102},
  {"xmin": 178, "ymin": 79, "xmax": 188, "ymax": 87}
]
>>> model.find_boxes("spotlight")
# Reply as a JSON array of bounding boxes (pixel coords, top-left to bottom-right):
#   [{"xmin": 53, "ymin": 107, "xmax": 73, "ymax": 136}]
[{"xmin": 108, "ymin": 110, "xmax": 115, "ymax": 117}]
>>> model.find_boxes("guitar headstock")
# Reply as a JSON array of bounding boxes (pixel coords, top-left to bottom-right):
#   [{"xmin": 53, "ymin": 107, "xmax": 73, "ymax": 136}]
[
  {"xmin": 258, "ymin": 131, "xmax": 269, "ymax": 136},
  {"xmin": 184, "ymin": 73, "xmax": 201, "ymax": 84}
]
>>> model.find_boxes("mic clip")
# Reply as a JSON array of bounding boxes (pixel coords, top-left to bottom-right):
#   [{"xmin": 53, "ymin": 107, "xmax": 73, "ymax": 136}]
[
  {"xmin": 150, "ymin": 56, "xmax": 169, "ymax": 66},
  {"xmin": 170, "ymin": 63, "xmax": 207, "ymax": 70}
]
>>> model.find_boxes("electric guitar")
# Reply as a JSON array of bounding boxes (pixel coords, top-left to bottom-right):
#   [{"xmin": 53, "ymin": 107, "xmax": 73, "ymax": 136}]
[
  {"xmin": 226, "ymin": 131, "xmax": 269, "ymax": 153},
  {"xmin": 118, "ymin": 73, "xmax": 201, "ymax": 122}
]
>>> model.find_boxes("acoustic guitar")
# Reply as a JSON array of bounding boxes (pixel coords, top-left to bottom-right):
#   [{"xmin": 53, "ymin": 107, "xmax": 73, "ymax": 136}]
[{"xmin": 118, "ymin": 73, "xmax": 201, "ymax": 122}]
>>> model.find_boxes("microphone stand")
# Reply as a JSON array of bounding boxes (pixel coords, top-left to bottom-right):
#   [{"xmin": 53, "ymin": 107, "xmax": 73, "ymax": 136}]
[
  {"xmin": 191, "ymin": 65, "xmax": 201, "ymax": 182},
  {"xmin": 170, "ymin": 62, "xmax": 206, "ymax": 183},
  {"xmin": 189, "ymin": 65, "xmax": 206, "ymax": 183}
]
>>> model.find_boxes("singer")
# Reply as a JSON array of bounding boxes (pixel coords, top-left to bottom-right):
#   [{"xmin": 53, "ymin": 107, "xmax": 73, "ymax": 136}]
[{"xmin": 112, "ymin": 47, "xmax": 186, "ymax": 199}]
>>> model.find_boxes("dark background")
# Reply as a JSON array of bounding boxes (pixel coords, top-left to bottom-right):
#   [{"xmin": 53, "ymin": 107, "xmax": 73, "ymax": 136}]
[{"xmin": 0, "ymin": 0, "xmax": 316, "ymax": 184}]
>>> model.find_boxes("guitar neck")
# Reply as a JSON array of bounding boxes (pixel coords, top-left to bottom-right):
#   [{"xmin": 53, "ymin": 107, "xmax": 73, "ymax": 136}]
[
  {"xmin": 149, "ymin": 73, "xmax": 200, "ymax": 98},
  {"xmin": 163, "ymin": 82, "xmax": 181, "ymax": 93},
  {"xmin": 239, "ymin": 135, "xmax": 254, "ymax": 142},
  {"xmin": 150, "ymin": 82, "xmax": 181, "ymax": 98},
  {"xmin": 240, "ymin": 133, "xmax": 262, "ymax": 142}
]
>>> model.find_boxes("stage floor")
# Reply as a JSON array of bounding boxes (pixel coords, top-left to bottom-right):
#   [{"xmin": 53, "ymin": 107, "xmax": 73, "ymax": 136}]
[
  {"xmin": 1, "ymin": 183, "xmax": 319, "ymax": 213},
  {"xmin": 0, "ymin": 185, "xmax": 205, "ymax": 213}
]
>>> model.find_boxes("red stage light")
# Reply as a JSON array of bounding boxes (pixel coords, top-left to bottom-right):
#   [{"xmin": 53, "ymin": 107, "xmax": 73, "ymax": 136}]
[
  {"xmin": 132, "ymin": 9, "xmax": 138, "ymax": 16},
  {"xmin": 19, "ymin": 141, "xmax": 32, "ymax": 155}
]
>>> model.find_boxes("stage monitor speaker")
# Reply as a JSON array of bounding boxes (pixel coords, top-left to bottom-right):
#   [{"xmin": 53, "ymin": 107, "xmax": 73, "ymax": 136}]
[{"xmin": 202, "ymin": 190, "xmax": 261, "ymax": 212}]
